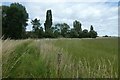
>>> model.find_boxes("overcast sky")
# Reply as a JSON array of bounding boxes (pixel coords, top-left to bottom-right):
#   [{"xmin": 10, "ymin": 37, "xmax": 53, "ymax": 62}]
[{"xmin": 2, "ymin": 0, "xmax": 119, "ymax": 36}]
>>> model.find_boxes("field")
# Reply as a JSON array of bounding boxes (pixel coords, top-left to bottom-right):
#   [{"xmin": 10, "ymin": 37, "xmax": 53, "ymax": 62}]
[{"xmin": 1, "ymin": 37, "xmax": 118, "ymax": 78}]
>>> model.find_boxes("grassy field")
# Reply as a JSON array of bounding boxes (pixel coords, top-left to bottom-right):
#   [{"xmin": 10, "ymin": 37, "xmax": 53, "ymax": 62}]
[{"xmin": 1, "ymin": 37, "xmax": 118, "ymax": 78}]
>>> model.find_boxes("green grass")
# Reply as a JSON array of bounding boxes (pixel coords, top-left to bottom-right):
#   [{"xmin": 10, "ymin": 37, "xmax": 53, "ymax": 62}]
[
  {"xmin": 53, "ymin": 38, "xmax": 118, "ymax": 59},
  {"xmin": 2, "ymin": 37, "xmax": 118, "ymax": 78}
]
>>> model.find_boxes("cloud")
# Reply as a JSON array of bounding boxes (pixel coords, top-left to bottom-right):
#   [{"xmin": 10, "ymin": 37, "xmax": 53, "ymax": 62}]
[{"xmin": 1, "ymin": 0, "xmax": 119, "ymax": 2}]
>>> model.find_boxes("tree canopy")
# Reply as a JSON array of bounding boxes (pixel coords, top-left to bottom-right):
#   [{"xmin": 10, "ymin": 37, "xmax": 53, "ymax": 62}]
[{"xmin": 2, "ymin": 3, "xmax": 28, "ymax": 39}]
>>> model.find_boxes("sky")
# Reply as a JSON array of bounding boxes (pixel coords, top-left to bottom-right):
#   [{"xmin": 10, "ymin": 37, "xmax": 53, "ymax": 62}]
[{"xmin": 1, "ymin": 0, "xmax": 119, "ymax": 36}]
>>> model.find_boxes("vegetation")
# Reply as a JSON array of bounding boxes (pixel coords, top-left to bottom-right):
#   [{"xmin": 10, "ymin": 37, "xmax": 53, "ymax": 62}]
[
  {"xmin": 2, "ymin": 38, "xmax": 118, "ymax": 78},
  {"xmin": 2, "ymin": 3, "xmax": 28, "ymax": 39},
  {"xmin": 1, "ymin": 2, "xmax": 118, "ymax": 79},
  {"xmin": 31, "ymin": 18, "xmax": 44, "ymax": 38},
  {"xmin": 2, "ymin": 3, "xmax": 97, "ymax": 39}
]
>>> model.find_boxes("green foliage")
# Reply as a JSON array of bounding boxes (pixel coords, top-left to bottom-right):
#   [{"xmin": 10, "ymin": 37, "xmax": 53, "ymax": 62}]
[
  {"xmin": 44, "ymin": 29, "xmax": 54, "ymax": 38},
  {"xmin": 44, "ymin": 10, "xmax": 52, "ymax": 33},
  {"xmin": 31, "ymin": 18, "xmax": 41, "ymax": 32},
  {"xmin": 70, "ymin": 28, "xmax": 79, "ymax": 38},
  {"xmin": 52, "ymin": 24, "xmax": 61, "ymax": 38},
  {"xmin": 55, "ymin": 23, "xmax": 70, "ymax": 38},
  {"xmin": 73, "ymin": 20, "xmax": 82, "ymax": 33},
  {"xmin": 90, "ymin": 25, "xmax": 93, "ymax": 31},
  {"xmin": 31, "ymin": 18, "xmax": 44, "ymax": 38},
  {"xmin": 2, "ymin": 3, "xmax": 28, "ymax": 39},
  {"xmin": 60, "ymin": 23, "xmax": 70, "ymax": 38},
  {"xmin": 89, "ymin": 30, "xmax": 97, "ymax": 38},
  {"xmin": 44, "ymin": 10, "xmax": 53, "ymax": 38},
  {"xmin": 2, "ymin": 6, "xmax": 9, "ymax": 38},
  {"xmin": 82, "ymin": 29, "xmax": 89, "ymax": 38},
  {"xmin": 89, "ymin": 25, "xmax": 97, "ymax": 38}
]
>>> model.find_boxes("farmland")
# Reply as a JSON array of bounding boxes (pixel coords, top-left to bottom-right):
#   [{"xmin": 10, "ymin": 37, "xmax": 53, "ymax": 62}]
[{"xmin": 1, "ymin": 37, "xmax": 118, "ymax": 78}]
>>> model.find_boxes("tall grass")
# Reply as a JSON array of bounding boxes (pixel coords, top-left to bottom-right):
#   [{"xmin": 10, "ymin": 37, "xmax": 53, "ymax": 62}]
[
  {"xmin": 2, "ymin": 38, "xmax": 118, "ymax": 78},
  {"xmin": 2, "ymin": 39, "xmax": 33, "ymax": 78},
  {"xmin": 37, "ymin": 39, "xmax": 118, "ymax": 78}
]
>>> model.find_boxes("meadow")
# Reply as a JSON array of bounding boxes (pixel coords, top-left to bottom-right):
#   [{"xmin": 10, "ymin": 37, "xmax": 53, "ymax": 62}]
[{"xmin": 1, "ymin": 37, "xmax": 118, "ymax": 78}]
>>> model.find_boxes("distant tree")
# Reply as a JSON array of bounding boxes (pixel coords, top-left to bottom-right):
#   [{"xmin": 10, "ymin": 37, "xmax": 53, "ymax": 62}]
[
  {"xmin": 2, "ymin": 3, "xmax": 28, "ymax": 39},
  {"xmin": 89, "ymin": 30, "xmax": 97, "ymax": 38},
  {"xmin": 70, "ymin": 28, "xmax": 79, "ymax": 38},
  {"xmin": 38, "ymin": 27, "xmax": 44, "ymax": 38},
  {"xmin": 54, "ymin": 30, "xmax": 61, "ymax": 38},
  {"xmin": 103, "ymin": 35, "xmax": 108, "ymax": 37},
  {"xmin": 31, "ymin": 18, "xmax": 44, "ymax": 38},
  {"xmin": 55, "ymin": 23, "xmax": 70, "ymax": 37},
  {"xmin": 78, "ymin": 31, "xmax": 83, "ymax": 38},
  {"xmin": 44, "ymin": 28, "xmax": 54, "ymax": 38},
  {"xmin": 90, "ymin": 25, "xmax": 93, "ymax": 31},
  {"xmin": 31, "ymin": 18, "xmax": 41, "ymax": 32},
  {"xmin": 61, "ymin": 23, "xmax": 70, "ymax": 37},
  {"xmin": 89, "ymin": 25, "xmax": 97, "ymax": 38},
  {"xmin": 82, "ymin": 29, "xmax": 89, "ymax": 38},
  {"xmin": 44, "ymin": 10, "xmax": 53, "ymax": 38},
  {"xmin": 52, "ymin": 25, "xmax": 61, "ymax": 38},
  {"xmin": 73, "ymin": 20, "xmax": 82, "ymax": 33},
  {"xmin": 73, "ymin": 20, "xmax": 82, "ymax": 38}
]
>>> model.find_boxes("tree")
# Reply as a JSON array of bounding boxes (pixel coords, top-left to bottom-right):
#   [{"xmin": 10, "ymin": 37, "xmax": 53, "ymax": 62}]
[
  {"xmin": 2, "ymin": 3, "xmax": 28, "ymax": 39},
  {"xmin": 73, "ymin": 20, "xmax": 82, "ymax": 33},
  {"xmin": 50, "ymin": 25, "xmax": 61, "ymax": 38},
  {"xmin": 44, "ymin": 28, "xmax": 54, "ymax": 38},
  {"xmin": 31, "ymin": 18, "xmax": 41, "ymax": 32},
  {"xmin": 89, "ymin": 25, "xmax": 97, "ymax": 38},
  {"xmin": 31, "ymin": 18, "xmax": 44, "ymax": 38},
  {"xmin": 44, "ymin": 10, "xmax": 52, "ymax": 32},
  {"xmin": 2, "ymin": 5, "xmax": 9, "ymax": 38},
  {"xmin": 61, "ymin": 23, "xmax": 70, "ymax": 37},
  {"xmin": 44, "ymin": 10, "xmax": 53, "ymax": 38},
  {"xmin": 38, "ymin": 27, "xmax": 44, "ymax": 38},
  {"xmin": 89, "ymin": 30, "xmax": 97, "ymax": 38},
  {"xmin": 70, "ymin": 28, "xmax": 79, "ymax": 38},
  {"xmin": 73, "ymin": 20, "xmax": 82, "ymax": 38},
  {"xmin": 82, "ymin": 29, "xmax": 89, "ymax": 38},
  {"xmin": 55, "ymin": 23, "xmax": 70, "ymax": 38},
  {"xmin": 90, "ymin": 25, "xmax": 93, "ymax": 31}
]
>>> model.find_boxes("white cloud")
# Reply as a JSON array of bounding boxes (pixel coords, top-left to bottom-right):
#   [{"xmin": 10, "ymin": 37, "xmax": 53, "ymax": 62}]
[{"xmin": 1, "ymin": 0, "xmax": 119, "ymax": 2}]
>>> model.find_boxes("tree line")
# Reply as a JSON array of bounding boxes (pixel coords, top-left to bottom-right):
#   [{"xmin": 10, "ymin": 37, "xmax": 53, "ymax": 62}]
[{"xmin": 2, "ymin": 3, "xmax": 97, "ymax": 39}]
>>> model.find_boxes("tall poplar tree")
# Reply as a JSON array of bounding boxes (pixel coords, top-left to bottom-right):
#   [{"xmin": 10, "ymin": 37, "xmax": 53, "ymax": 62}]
[{"xmin": 44, "ymin": 10, "xmax": 52, "ymax": 32}]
